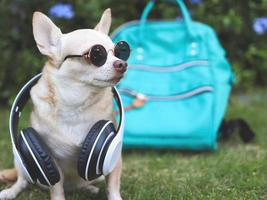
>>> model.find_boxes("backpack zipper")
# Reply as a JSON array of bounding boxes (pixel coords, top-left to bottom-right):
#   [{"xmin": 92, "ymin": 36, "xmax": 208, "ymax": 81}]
[
  {"xmin": 128, "ymin": 60, "xmax": 209, "ymax": 72},
  {"xmin": 120, "ymin": 86, "xmax": 213, "ymax": 101},
  {"xmin": 119, "ymin": 86, "xmax": 213, "ymax": 112}
]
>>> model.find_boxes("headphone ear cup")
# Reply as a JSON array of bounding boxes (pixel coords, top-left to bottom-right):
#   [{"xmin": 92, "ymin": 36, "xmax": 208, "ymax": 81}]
[
  {"xmin": 77, "ymin": 120, "xmax": 116, "ymax": 180},
  {"xmin": 18, "ymin": 128, "xmax": 60, "ymax": 186},
  {"xmin": 17, "ymin": 133, "xmax": 38, "ymax": 183}
]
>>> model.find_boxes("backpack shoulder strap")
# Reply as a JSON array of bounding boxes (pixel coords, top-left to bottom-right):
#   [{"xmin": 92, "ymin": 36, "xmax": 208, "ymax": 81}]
[{"xmin": 219, "ymin": 118, "xmax": 255, "ymax": 143}]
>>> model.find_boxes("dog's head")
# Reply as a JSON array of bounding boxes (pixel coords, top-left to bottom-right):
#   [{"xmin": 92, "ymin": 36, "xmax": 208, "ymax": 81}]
[{"xmin": 32, "ymin": 9, "xmax": 128, "ymax": 87}]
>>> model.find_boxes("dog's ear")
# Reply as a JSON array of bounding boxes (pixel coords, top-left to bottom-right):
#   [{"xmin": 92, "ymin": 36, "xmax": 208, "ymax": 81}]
[
  {"xmin": 32, "ymin": 12, "xmax": 62, "ymax": 58},
  {"xmin": 94, "ymin": 8, "xmax": 112, "ymax": 35}
]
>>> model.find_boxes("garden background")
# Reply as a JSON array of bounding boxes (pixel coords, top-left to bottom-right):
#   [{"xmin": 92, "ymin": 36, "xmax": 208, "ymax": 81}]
[
  {"xmin": 0, "ymin": 0, "xmax": 267, "ymax": 104},
  {"xmin": 0, "ymin": 0, "xmax": 266, "ymax": 199}
]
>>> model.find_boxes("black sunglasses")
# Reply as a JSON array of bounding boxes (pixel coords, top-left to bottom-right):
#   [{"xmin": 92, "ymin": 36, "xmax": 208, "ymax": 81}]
[{"xmin": 64, "ymin": 41, "xmax": 131, "ymax": 67}]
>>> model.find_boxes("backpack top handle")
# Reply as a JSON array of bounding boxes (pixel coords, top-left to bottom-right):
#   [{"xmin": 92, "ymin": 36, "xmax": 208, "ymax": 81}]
[{"xmin": 138, "ymin": 0, "xmax": 195, "ymax": 42}]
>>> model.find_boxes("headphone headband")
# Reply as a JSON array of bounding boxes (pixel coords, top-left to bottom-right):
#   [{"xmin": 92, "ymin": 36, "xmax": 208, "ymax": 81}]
[{"xmin": 9, "ymin": 73, "xmax": 124, "ymax": 149}]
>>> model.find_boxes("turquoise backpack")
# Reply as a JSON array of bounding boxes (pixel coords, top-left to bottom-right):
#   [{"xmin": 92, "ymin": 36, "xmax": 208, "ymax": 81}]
[{"xmin": 112, "ymin": 0, "xmax": 235, "ymax": 150}]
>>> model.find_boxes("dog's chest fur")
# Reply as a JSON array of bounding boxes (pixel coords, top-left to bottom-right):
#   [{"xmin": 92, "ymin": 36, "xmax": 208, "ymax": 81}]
[{"xmin": 28, "ymin": 66, "xmax": 114, "ymax": 179}]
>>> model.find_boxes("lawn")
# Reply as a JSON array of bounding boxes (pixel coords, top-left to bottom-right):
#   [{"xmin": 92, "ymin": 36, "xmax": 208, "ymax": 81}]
[{"xmin": 0, "ymin": 89, "xmax": 266, "ymax": 200}]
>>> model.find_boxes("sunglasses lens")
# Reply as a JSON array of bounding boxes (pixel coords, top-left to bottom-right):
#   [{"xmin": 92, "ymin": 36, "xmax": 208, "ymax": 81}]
[
  {"xmin": 89, "ymin": 45, "xmax": 107, "ymax": 67},
  {"xmin": 114, "ymin": 41, "xmax": 130, "ymax": 61}
]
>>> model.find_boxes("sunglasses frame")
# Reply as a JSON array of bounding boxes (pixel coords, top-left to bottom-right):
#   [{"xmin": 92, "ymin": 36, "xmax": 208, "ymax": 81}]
[{"xmin": 63, "ymin": 41, "xmax": 130, "ymax": 67}]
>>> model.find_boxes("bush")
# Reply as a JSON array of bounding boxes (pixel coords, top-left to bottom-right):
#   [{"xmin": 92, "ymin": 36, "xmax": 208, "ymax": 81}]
[
  {"xmin": 0, "ymin": 0, "xmax": 267, "ymax": 104},
  {"xmin": 191, "ymin": 0, "xmax": 267, "ymax": 90}
]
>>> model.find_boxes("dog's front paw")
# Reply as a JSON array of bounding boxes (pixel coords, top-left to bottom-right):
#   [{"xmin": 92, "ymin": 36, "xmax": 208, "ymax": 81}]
[
  {"xmin": 108, "ymin": 193, "xmax": 122, "ymax": 200},
  {"xmin": 84, "ymin": 185, "xmax": 100, "ymax": 194},
  {"xmin": 89, "ymin": 186, "xmax": 100, "ymax": 194},
  {"xmin": 0, "ymin": 189, "xmax": 17, "ymax": 199}
]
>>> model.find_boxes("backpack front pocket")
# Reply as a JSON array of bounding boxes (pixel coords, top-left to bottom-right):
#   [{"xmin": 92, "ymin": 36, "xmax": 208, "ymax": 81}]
[
  {"xmin": 118, "ymin": 59, "xmax": 216, "ymax": 147},
  {"xmin": 120, "ymin": 85, "xmax": 215, "ymax": 139},
  {"xmin": 120, "ymin": 60, "xmax": 212, "ymax": 96}
]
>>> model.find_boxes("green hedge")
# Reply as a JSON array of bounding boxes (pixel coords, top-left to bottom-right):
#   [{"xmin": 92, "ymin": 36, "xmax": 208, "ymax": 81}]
[{"xmin": 0, "ymin": 0, "xmax": 267, "ymax": 105}]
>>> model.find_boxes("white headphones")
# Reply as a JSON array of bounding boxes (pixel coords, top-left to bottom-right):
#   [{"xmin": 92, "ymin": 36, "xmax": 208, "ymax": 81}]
[{"xmin": 9, "ymin": 73, "xmax": 124, "ymax": 186}]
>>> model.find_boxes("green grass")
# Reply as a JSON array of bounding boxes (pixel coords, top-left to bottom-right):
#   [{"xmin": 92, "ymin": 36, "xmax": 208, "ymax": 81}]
[{"xmin": 0, "ymin": 90, "xmax": 267, "ymax": 200}]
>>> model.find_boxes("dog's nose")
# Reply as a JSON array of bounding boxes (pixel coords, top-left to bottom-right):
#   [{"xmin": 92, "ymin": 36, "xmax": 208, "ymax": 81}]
[{"xmin": 113, "ymin": 60, "xmax": 127, "ymax": 73}]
